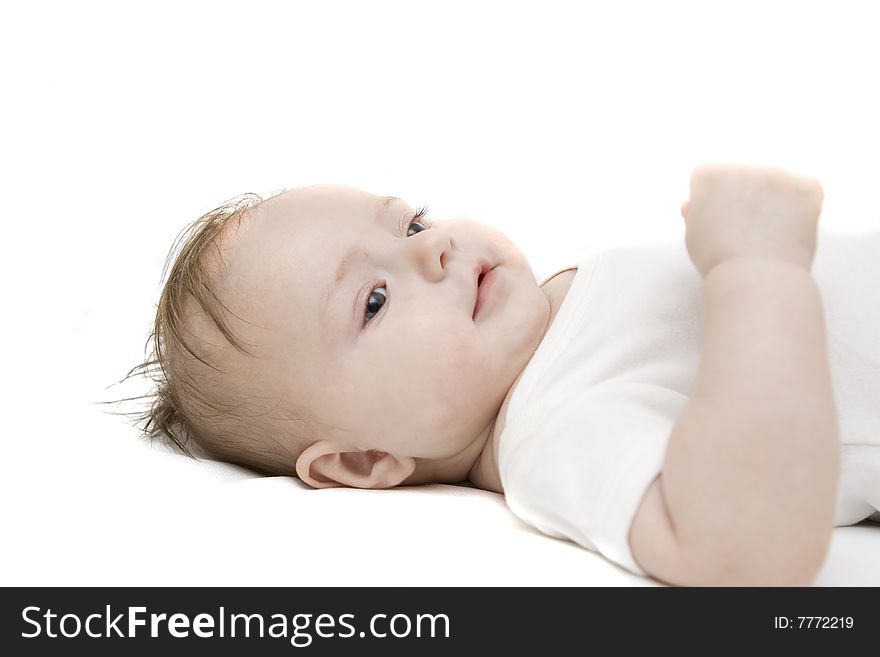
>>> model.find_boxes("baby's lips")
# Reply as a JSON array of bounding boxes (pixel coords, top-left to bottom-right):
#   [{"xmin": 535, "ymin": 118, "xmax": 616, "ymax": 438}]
[{"xmin": 681, "ymin": 201, "xmax": 690, "ymax": 220}]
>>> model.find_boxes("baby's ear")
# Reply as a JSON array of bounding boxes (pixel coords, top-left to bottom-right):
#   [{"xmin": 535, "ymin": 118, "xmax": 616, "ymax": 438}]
[{"xmin": 295, "ymin": 441, "xmax": 415, "ymax": 489}]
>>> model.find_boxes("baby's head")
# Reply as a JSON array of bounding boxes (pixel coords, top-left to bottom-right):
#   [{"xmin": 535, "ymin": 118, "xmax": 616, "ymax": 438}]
[{"xmin": 133, "ymin": 185, "xmax": 553, "ymax": 488}]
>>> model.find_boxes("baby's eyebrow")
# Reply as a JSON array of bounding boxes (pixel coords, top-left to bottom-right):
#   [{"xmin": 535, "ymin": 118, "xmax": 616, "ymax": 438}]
[{"xmin": 320, "ymin": 195, "xmax": 403, "ymax": 328}]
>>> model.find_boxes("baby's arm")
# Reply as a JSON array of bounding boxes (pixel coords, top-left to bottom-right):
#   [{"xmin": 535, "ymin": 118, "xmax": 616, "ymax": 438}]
[{"xmin": 631, "ymin": 166, "xmax": 839, "ymax": 586}]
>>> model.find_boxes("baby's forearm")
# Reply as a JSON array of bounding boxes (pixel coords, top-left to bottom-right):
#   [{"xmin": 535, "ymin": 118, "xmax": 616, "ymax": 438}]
[{"xmin": 664, "ymin": 257, "xmax": 839, "ymax": 583}]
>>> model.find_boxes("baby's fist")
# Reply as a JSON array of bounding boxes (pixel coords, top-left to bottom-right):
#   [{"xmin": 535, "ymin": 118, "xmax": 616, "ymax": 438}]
[{"xmin": 682, "ymin": 164, "xmax": 824, "ymax": 277}]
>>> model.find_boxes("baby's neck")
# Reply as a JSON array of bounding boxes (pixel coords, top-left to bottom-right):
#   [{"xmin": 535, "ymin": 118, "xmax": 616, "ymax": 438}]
[{"xmin": 466, "ymin": 402, "xmax": 506, "ymax": 493}]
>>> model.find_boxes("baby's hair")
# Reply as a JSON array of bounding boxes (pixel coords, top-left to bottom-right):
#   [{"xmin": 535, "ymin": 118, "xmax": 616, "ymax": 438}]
[{"xmin": 103, "ymin": 190, "xmax": 313, "ymax": 475}]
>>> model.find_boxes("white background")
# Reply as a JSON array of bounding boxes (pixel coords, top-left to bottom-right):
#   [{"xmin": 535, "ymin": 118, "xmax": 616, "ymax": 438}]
[{"xmin": 2, "ymin": 0, "xmax": 879, "ymax": 585}]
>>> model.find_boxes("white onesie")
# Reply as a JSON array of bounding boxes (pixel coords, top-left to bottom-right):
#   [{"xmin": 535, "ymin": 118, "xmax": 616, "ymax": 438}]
[{"xmin": 498, "ymin": 228, "xmax": 880, "ymax": 576}]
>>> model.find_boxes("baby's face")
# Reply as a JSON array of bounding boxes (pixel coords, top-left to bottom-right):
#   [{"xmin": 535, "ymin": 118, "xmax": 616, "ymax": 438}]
[{"xmin": 221, "ymin": 184, "xmax": 551, "ymax": 472}]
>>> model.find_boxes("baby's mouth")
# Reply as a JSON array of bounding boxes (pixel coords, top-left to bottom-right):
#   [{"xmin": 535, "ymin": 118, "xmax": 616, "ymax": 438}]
[{"xmin": 472, "ymin": 263, "xmax": 494, "ymax": 320}]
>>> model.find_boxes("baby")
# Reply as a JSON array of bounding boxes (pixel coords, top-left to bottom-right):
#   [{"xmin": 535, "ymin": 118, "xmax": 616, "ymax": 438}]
[{"xmin": 129, "ymin": 165, "xmax": 880, "ymax": 586}]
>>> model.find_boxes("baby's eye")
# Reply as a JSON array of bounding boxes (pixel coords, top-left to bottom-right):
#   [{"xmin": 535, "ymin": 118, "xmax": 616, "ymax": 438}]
[
  {"xmin": 405, "ymin": 204, "xmax": 431, "ymax": 237},
  {"xmin": 364, "ymin": 286, "xmax": 387, "ymax": 323},
  {"xmin": 406, "ymin": 219, "xmax": 429, "ymax": 237}
]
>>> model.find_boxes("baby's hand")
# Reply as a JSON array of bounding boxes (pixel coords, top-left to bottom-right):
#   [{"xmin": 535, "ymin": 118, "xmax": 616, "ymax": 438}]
[{"xmin": 681, "ymin": 164, "xmax": 825, "ymax": 277}]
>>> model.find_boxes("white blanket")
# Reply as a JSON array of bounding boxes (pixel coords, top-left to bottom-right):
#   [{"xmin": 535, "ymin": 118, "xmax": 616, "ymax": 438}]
[{"xmin": 11, "ymin": 407, "xmax": 870, "ymax": 588}]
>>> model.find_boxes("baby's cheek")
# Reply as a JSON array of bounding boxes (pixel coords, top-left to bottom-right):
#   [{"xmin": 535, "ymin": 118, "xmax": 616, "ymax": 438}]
[
  {"xmin": 434, "ymin": 334, "xmax": 492, "ymax": 404},
  {"xmin": 488, "ymin": 230, "xmax": 517, "ymax": 256}
]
